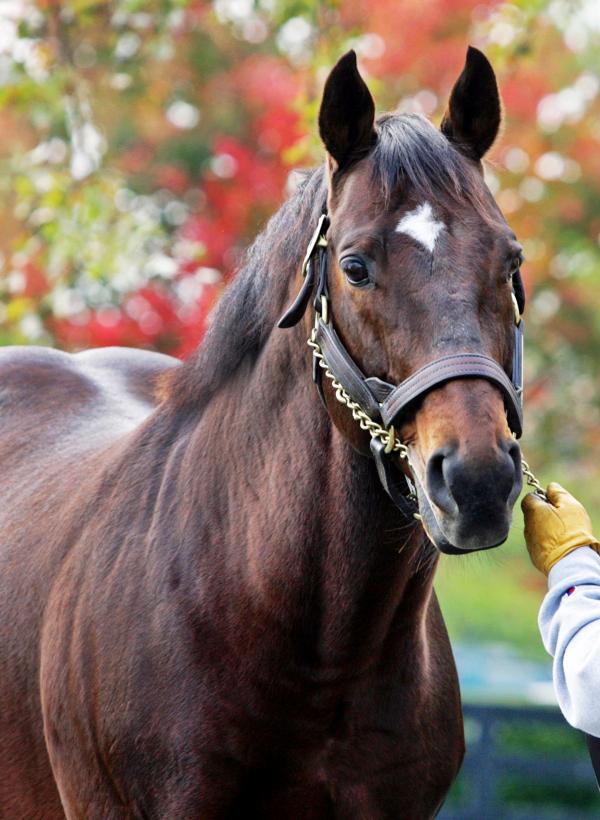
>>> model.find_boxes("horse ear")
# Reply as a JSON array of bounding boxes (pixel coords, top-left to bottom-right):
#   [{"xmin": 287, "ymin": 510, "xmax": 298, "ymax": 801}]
[
  {"xmin": 318, "ymin": 50, "xmax": 376, "ymax": 170},
  {"xmin": 441, "ymin": 46, "xmax": 501, "ymax": 160}
]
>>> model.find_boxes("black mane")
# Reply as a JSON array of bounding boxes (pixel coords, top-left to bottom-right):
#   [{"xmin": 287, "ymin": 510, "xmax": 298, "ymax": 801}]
[{"xmin": 163, "ymin": 166, "xmax": 327, "ymax": 409}]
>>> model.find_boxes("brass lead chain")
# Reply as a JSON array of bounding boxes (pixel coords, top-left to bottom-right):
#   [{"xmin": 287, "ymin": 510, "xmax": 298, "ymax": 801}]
[
  {"xmin": 520, "ymin": 458, "xmax": 548, "ymax": 500},
  {"xmin": 308, "ymin": 332, "xmax": 410, "ymax": 461}
]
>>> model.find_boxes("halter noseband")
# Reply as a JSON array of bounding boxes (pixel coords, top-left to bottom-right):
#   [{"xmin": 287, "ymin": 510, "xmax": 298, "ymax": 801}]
[{"xmin": 278, "ymin": 214, "xmax": 524, "ymax": 518}]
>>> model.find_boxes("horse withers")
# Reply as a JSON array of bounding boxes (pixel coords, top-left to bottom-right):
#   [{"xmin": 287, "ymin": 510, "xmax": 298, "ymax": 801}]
[{"xmin": 0, "ymin": 48, "xmax": 524, "ymax": 818}]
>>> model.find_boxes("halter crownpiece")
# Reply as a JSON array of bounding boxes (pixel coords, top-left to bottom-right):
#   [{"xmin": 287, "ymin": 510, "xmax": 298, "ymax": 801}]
[{"xmin": 278, "ymin": 214, "xmax": 529, "ymax": 517}]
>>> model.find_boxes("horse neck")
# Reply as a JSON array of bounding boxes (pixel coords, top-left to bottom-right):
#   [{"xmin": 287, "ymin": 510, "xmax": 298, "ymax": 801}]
[{"xmin": 179, "ymin": 316, "xmax": 436, "ymax": 674}]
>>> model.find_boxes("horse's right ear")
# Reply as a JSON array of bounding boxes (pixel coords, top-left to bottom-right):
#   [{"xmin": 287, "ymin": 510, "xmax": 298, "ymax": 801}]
[{"xmin": 318, "ymin": 50, "xmax": 376, "ymax": 171}]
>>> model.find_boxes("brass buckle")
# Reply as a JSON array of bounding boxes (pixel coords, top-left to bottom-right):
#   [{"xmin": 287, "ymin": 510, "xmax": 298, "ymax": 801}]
[
  {"xmin": 511, "ymin": 292, "xmax": 521, "ymax": 326},
  {"xmin": 384, "ymin": 425, "xmax": 396, "ymax": 454},
  {"xmin": 301, "ymin": 214, "xmax": 328, "ymax": 276}
]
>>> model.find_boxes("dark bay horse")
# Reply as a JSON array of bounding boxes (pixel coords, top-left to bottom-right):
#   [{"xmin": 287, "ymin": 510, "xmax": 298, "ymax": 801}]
[{"xmin": 1, "ymin": 48, "xmax": 525, "ymax": 818}]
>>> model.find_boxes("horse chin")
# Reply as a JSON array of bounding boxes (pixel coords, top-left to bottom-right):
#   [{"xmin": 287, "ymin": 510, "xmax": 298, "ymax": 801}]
[{"xmin": 411, "ymin": 472, "xmax": 510, "ymax": 555}]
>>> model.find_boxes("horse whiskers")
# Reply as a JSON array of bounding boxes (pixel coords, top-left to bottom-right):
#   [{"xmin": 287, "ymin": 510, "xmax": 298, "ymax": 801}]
[{"xmin": 412, "ymin": 537, "xmax": 439, "ymax": 575}]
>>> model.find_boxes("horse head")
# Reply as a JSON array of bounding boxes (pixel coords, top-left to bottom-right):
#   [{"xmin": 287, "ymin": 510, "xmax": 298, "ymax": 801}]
[{"xmin": 314, "ymin": 48, "xmax": 524, "ymax": 554}]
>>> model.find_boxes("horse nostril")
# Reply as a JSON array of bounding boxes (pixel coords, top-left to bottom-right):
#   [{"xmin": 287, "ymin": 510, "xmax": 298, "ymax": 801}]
[
  {"xmin": 426, "ymin": 446, "xmax": 459, "ymax": 516},
  {"xmin": 504, "ymin": 437, "xmax": 523, "ymax": 503},
  {"xmin": 506, "ymin": 438, "xmax": 522, "ymax": 474},
  {"xmin": 426, "ymin": 439, "xmax": 522, "ymax": 517}
]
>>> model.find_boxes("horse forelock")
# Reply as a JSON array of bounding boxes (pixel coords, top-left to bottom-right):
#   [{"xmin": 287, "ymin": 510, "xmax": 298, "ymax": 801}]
[{"xmin": 370, "ymin": 113, "xmax": 487, "ymax": 208}]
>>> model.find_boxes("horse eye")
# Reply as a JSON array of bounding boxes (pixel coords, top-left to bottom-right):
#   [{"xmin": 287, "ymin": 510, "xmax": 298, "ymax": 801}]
[{"xmin": 340, "ymin": 256, "xmax": 371, "ymax": 287}]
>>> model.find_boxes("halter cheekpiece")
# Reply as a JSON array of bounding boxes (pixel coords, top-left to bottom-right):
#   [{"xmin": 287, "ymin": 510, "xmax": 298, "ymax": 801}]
[{"xmin": 278, "ymin": 213, "xmax": 524, "ymax": 518}]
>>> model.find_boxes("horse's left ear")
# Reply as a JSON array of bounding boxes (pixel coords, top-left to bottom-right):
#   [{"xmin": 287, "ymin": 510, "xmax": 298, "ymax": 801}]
[
  {"xmin": 318, "ymin": 50, "xmax": 376, "ymax": 171},
  {"xmin": 441, "ymin": 46, "xmax": 501, "ymax": 160}
]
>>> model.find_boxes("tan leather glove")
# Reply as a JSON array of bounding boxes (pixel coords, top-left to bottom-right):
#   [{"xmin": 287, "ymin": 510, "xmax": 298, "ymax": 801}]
[{"xmin": 522, "ymin": 483, "xmax": 600, "ymax": 575}]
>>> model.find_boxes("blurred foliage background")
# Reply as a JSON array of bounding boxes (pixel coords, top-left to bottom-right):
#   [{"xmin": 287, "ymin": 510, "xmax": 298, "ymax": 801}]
[{"xmin": 1, "ymin": 0, "xmax": 599, "ymax": 675}]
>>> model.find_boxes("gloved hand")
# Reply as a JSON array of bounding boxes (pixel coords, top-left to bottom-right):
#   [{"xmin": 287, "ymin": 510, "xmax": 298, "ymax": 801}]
[{"xmin": 522, "ymin": 482, "xmax": 600, "ymax": 575}]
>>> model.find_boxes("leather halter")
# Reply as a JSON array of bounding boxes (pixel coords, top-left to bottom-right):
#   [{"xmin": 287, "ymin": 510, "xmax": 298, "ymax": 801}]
[{"xmin": 278, "ymin": 213, "xmax": 525, "ymax": 517}]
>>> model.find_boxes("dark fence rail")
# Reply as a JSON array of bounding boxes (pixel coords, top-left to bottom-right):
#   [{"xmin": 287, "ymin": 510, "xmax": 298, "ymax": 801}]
[{"xmin": 439, "ymin": 704, "xmax": 599, "ymax": 819}]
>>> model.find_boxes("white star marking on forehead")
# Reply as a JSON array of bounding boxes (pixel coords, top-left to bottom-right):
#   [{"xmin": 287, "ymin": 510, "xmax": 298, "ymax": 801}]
[{"xmin": 395, "ymin": 202, "xmax": 444, "ymax": 254}]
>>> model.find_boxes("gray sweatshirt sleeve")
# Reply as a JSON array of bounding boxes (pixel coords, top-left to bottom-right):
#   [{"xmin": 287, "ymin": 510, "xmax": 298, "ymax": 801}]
[{"xmin": 539, "ymin": 546, "xmax": 600, "ymax": 737}]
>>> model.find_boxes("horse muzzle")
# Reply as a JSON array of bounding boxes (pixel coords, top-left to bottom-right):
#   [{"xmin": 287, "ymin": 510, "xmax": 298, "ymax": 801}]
[{"xmin": 413, "ymin": 438, "xmax": 523, "ymax": 554}]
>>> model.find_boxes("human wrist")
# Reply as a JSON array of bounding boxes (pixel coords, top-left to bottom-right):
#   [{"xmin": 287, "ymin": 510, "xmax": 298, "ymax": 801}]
[{"xmin": 547, "ymin": 546, "xmax": 600, "ymax": 588}]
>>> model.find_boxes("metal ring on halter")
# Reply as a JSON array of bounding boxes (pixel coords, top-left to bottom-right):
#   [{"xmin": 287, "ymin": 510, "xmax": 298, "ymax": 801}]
[{"xmin": 384, "ymin": 425, "xmax": 396, "ymax": 454}]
